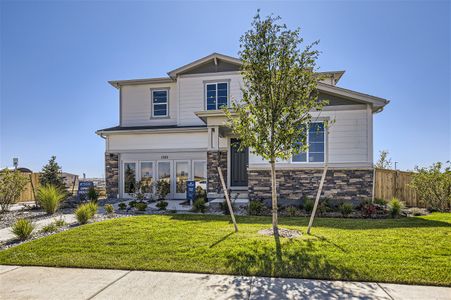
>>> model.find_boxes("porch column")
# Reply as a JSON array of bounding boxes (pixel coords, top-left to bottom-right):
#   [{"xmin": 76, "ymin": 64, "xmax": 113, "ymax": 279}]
[{"xmin": 206, "ymin": 126, "xmax": 227, "ymax": 197}]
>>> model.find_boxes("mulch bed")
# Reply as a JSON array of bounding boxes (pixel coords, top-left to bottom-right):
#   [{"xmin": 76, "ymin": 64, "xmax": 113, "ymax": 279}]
[
  {"xmin": 0, "ymin": 213, "xmax": 130, "ymax": 251},
  {"xmin": 258, "ymin": 227, "xmax": 301, "ymax": 238}
]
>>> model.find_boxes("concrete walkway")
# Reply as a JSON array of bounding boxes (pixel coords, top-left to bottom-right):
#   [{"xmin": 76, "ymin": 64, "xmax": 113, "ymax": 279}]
[
  {"xmin": 0, "ymin": 214, "xmax": 77, "ymax": 242},
  {"xmin": 1, "ymin": 266, "xmax": 449, "ymax": 300}
]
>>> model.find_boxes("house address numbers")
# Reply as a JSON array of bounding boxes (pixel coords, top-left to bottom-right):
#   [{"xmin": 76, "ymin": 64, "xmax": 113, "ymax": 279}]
[{"xmin": 161, "ymin": 155, "xmax": 169, "ymax": 159}]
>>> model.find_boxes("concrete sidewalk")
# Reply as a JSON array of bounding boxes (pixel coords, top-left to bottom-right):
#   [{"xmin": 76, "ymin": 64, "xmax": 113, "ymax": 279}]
[{"xmin": 0, "ymin": 265, "xmax": 449, "ymax": 300}]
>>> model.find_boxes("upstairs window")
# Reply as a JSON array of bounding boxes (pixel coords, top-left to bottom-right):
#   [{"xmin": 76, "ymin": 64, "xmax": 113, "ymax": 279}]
[
  {"xmin": 152, "ymin": 89, "xmax": 168, "ymax": 117},
  {"xmin": 292, "ymin": 122, "xmax": 325, "ymax": 163},
  {"xmin": 206, "ymin": 82, "xmax": 228, "ymax": 110}
]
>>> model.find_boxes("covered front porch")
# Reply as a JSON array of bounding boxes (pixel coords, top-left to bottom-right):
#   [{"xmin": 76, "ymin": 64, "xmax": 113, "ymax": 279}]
[{"xmin": 196, "ymin": 110, "xmax": 250, "ymax": 202}]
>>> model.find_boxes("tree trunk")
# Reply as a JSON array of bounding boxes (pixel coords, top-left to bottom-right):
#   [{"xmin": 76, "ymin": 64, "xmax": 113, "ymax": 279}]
[{"xmin": 270, "ymin": 161, "xmax": 279, "ymax": 237}]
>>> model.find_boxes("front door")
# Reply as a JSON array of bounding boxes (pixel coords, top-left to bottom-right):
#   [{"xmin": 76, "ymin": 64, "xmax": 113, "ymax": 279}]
[{"xmin": 230, "ymin": 138, "xmax": 248, "ymax": 187}]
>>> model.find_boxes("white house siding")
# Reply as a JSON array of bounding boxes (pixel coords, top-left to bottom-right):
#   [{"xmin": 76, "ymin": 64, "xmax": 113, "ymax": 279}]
[
  {"xmin": 107, "ymin": 131, "xmax": 208, "ymax": 151},
  {"xmin": 248, "ymin": 108, "xmax": 372, "ymax": 169},
  {"xmin": 177, "ymin": 72, "xmax": 244, "ymax": 126},
  {"xmin": 121, "ymin": 82, "xmax": 177, "ymax": 127}
]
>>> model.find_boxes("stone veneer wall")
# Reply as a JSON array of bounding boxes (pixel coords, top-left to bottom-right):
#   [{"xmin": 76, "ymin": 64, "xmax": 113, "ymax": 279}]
[
  {"xmin": 248, "ymin": 169, "xmax": 373, "ymax": 203},
  {"xmin": 207, "ymin": 151, "xmax": 228, "ymax": 194},
  {"xmin": 105, "ymin": 153, "xmax": 119, "ymax": 199}
]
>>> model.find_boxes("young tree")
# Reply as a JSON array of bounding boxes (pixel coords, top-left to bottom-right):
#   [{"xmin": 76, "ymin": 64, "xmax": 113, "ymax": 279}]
[
  {"xmin": 226, "ymin": 12, "xmax": 327, "ymax": 237},
  {"xmin": 40, "ymin": 156, "xmax": 66, "ymax": 191},
  {"xmin": 375, "ymin": 150, "xmax": 392, "ymax": 169},
  {"xmin": 410, "ymin": 162, "xmax": 451, "ymax": 211},
  {"xmin": 0, "ymin": 169, "xmax": 29, "ymax": 212}
]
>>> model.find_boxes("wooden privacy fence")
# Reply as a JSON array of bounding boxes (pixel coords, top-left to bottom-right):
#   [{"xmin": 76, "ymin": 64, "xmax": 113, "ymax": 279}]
[
  {"xmin": 374, "ymin": 168, "xmax": 421, "ymax": 207},
  {"xmin": 16, "ymin": 172, "xmax": 79, "ymax": 203},
  {"xmin": 17, "ymin": 173, "xmax": 40, "ymax": 202}
]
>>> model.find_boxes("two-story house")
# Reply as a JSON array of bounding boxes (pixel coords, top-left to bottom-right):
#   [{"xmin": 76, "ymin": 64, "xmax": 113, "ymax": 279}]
[{"xmin": 96, "ymin": 53, "xmax": 389, "ymax": 203}]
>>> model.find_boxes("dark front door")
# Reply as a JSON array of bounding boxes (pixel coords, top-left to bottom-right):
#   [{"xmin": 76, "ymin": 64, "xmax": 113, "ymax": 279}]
[{"xmin": 230, "ymin": 139, "xmax": 248, "ymax": 186}]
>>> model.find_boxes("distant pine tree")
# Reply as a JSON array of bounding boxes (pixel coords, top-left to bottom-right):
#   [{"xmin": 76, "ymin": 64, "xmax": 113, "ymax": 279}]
[{"xmin": 39, "ymin": 156, "xmax": 66, "ymax": 191}]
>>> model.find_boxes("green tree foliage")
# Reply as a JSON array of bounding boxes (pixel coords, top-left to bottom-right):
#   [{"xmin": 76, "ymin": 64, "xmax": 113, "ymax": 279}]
[
  {"xmin": 410, "ymin": 162, "xmax": 451, "ymax": 211},
  {"xmin": 375, "ymin": 150, "xmax": 392, "ymax": 169},
  {"xmin": 0, "ymin": 169, "xmax": 29, "ymax": 212},
  {"xmin": 225, "ymin": 12, "xmax": 327, "ymax": 236},
  {"xmin": 39, "ymin": 156, "xmax": 66, "ymax": 191}
]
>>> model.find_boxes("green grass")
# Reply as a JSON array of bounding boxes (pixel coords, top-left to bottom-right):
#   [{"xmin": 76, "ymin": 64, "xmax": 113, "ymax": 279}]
[{"xmin": 1, "ymin": 213, "xmax": 450, "ymax": 286}]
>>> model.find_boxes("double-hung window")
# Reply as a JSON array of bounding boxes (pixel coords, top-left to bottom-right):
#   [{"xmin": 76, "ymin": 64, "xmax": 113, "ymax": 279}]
[
  {"xmin": 292, "ymin": 122, "xmax": 325, "ymax": 163},
  {"xmin": 206, "ymin": 82, "xmax": 228, "ymax": 110},
  {"xmin": 152, "ymin": 89, "xmax": 168, "ymax": 117}
]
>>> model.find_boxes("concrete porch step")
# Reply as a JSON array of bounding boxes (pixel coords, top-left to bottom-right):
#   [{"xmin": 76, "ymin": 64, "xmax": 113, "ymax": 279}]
[
  {"xmin": 230, "ymin": 192, "xmax": 248, "ymax": 199},
  {"xmin": 207, "ymin": 198, "xmax": 249, "ymax": 208}
]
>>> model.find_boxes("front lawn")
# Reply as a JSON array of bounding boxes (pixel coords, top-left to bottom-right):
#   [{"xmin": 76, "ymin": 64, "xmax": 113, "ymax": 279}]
[{"xmin": 0, "ymin": 213, "xmax": 450, "ymax": 286}]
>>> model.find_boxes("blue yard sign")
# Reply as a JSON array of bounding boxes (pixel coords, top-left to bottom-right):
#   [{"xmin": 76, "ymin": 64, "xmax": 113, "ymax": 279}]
[
  {"xmin": 186, "ymin": 181, "xmax": 196, "ymax": 204},
  {"xmin": 78, "ymin": 181, "xmax": 94, "ymax": 200}
]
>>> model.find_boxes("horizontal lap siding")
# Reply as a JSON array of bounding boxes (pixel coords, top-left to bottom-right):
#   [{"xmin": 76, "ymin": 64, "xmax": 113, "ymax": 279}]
[
  {"xmin": 107, "ymin": 131, "xmax": 208, "ymax": 151},
  {"xmin": 121, "ymin": 83, "xmax": 177, "ymax": 126},
  {"xmin": 328, "ymin": 110, "xmax": 368, "ymax": 163},
  {"xmin": 249, "ymin": 109, "xmax": 370, "ymax": 166},
  {"xmin": 178, "ymin": 73, "xmax": 243, "ymax": 126}
]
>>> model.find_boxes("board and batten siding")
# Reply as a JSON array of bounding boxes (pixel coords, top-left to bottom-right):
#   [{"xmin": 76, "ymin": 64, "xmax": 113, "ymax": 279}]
[
  {"xmin": 107, "ymin": 131, "xmax": 209, "ymax": 152},
  {"xmin": 248, "ymin": 108, "xmax": 372, "ymax": 168},
  {"xmin": 121, "ymin": 82, "xmax": 177, "ymax": 127},
  {"xmin": 177, "ymin": 73, "xmax": 244, "ymax": 126}
]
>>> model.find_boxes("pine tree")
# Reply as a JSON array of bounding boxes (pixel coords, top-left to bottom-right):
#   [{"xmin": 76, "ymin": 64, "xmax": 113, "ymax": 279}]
[{"xmin": 39, "ymin": 156, "xmax": 66, "ymax": 191}]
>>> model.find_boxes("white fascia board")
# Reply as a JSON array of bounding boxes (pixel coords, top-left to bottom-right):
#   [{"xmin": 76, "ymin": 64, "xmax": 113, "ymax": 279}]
[{"xmin": 96, "ymin": 127, "xmax": 207, "ymax": 135}]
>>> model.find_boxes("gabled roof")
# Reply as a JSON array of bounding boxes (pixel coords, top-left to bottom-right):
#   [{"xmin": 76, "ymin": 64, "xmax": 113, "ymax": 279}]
[
  {"xmin": 317, "ymin": 82, "xmax": 389, "ymax": 110},
  {"xmin": 167, "ymin": 53, "xmax": 242, "ymax": 79}
]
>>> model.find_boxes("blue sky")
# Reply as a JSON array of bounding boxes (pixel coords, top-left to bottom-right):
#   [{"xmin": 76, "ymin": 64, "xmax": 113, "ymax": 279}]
[{"xmin": 1, "ymin": 1, "xmax": 450, "ymax": 177}]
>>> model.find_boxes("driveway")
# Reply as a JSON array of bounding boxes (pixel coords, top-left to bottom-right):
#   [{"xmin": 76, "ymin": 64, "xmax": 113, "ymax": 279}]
[{"xmin": 0, "ymin": 265, "xmax": 450, "ymax": 300}]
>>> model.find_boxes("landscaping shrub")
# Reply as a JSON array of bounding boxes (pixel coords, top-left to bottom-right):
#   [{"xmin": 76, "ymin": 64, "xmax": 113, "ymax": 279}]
[
  {"xmin": 104, "ymin": 204, "xmax": 114, "ymax": 214},
  {"xmin": 41, "ymin": 223, "xmax": 58, "ymax": 233},
  {"xmin": 374, "ymin": 198, "xmax": 387, "ymax": 206},
  {"xmin": 388, "ymin": 197, "xmax": 404, "ymax": 218},
  {"xmin": 340, "ymin": 203, "xmax": 353, "ymax": 217},
  {"xmin": 37, "ymin": 185, "xmax": 65, "ymax": 214},
  {"xmin": 220, "ymin": 200, "xmax": 236, "ymax": 215},
  {"xmin": 128, "ymin": 201, "xmax": 137, "ymax": 209},
  {"xmin": 196, "ymin": 186, "xmax": 207, "ymax": 201},
  {"xmin": 0, "ymin": 168, "xmax": 28, "ymax": 212},
  {"xmin": 361, "ymin": 202, "xmax": 377, "ymax": 218},
  {"xmin": 248, "ymin": 199, "xmax": 265, "ymax": 216},
  {"xmin": 118, "ymin": 202, "xmax": 127, "ymax": 210},
  {"xmin": 135, "ymin": 202, "xmax": 148, "ymax": 211},
  {"xmin": 75, "ymin": 203, "xmax": 95, "ymax": 224},
  {"xmin": 87, "ymin": 186, "xmax": 99, "ymax": 203},
  {"xmin": 317, "ymin": 200, "xmax": 329, "ymax": 216},
  {"xmin": 11, "ymin": 218, "xmax": 34, "ymax": 240},
  {"xmin": 86, "ymin": 201, "xmax": 98, "ymax": 216},
  {"xmin": 156, "ymin": 200, "xmax": 168, "ymax": 210},
  {"xmin": 54, "ymin": 219, "xmax": 67, "ymax": 227},
  {"xmin": 286, "ymin": 206, "xmax": 298, "ymax": 217},
  {"xmin": 192, "ymin": 199, "xmax": 206, "ymax": 213},
  {"xmin": 304, "ymin": 199, "xmax": 314, "ymax": 213},
  {"xmin": 156, "ymin": 180, "xmax": 170, "ymax": 200},
  {"xmin": 410, "ymin": 162, "xmax": 451, "ymax": 211}
]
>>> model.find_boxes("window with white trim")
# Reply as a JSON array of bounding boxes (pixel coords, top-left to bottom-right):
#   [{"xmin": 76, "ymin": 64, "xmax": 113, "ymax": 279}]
[
  {"xmin": 206, "ymin": 82, "xmax": 228, "ymax": 110},
  {"xmin": 292, "ymin": 122, "xmax": 325, "ymax": 163},
  {"xmin": 152, "ymin": 89, "xmax": 168, "ymax": 117}
]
